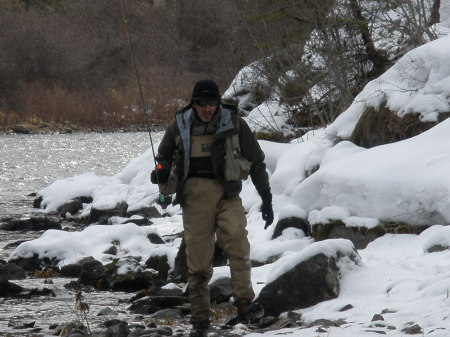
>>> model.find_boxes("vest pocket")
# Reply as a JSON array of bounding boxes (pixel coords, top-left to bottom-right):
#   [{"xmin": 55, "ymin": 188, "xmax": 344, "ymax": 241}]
[{"xmin": 224, "ymin": 134, "xmax": 251, "ymax": 181}]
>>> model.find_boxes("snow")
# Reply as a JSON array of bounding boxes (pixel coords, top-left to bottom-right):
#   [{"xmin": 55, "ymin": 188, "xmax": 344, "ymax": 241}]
[{"xmin": 7, "ymin": 17, "xmax": 450, "ymax": 337}]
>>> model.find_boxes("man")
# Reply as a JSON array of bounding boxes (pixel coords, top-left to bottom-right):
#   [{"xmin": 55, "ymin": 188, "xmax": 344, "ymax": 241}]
[{"xmin": 151, "ymin": 79, "xmax": 274, "ymax": 337}]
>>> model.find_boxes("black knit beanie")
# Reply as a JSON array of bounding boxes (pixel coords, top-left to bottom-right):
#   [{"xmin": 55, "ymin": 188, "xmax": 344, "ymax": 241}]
[{"xmin": 191, "ymin": 80, "xmax": 221, "ymax": 101}]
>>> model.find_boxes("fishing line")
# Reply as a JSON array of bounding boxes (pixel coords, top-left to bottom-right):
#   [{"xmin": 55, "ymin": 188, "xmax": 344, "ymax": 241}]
[{"xmin": 118, "ymin": 0, "xmax": 158, "ymax": 166}]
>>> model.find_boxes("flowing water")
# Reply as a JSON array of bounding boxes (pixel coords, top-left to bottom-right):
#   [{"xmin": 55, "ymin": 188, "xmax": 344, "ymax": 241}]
[{"xmin": 0, "ymin": 131, "xmax": 164, "ymax": 336}]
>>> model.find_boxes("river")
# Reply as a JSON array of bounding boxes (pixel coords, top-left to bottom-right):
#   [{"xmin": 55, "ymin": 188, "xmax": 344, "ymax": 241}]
[{"xmin": 0, "ymin": 131, "xmax": 164, "ymax": 336}]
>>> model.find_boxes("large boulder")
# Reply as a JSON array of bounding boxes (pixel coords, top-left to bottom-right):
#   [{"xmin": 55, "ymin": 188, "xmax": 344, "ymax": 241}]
[
  {"xmin": 255, "ymin": 239, "xmax": 360, "ymax": 317},
  {"xmin": 349, "ymin": 105, "xmax": 449, "ymax": 148},
  {"xmin": 312, "ymin": 220, "xmax": 428, "ymax": 249},
  {"xmin": 0, "ymin": 262, "xmax": 26, "ymax": 280}
]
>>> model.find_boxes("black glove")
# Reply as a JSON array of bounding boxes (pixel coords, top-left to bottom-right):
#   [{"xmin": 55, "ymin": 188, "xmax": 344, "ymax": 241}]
[
  {"xmin": 259, "ymin": 189, "xmax": 274, "ymax": 229},
  {"xmin": 150, "ymin": 164, "xmax": 170, "ymax": 184}
]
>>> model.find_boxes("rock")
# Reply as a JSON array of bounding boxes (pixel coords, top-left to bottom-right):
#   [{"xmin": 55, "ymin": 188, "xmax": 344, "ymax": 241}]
[
  {"xmin": 339, "ymin": 304, "xmax": 353, "ymax": 312},
  {"xmin": 147, "ymin": 232, "xmax": 165, "ymax": 244},
  {"xmin": 33, "ymin": 195, "xmax": 43, "ymax": 208},
  {"xmin": 0, "ymin": 279, "xmax": 24, "ymax": 296},
  {"xmin": 401, "ymin": 323, "xmax": 423, "ymax": 335},
  {"xmin": 127, "ymin": 296, "xmax": 162, "ymax": 315},
  {"xmin": 312, "ymin": 220, "xmax": 428, "ymax": 249},
  {"xmin": 255, "ymin": 239, "xmax": 360, "ymax": 317},
  {"xmin": 106, "ymin": 320, "xmax": 130, "ymax": 337},
  {"xmin": 77, "ymin": 257, "xmax": 105, "ymax": 285},
  {"xmin": 145, "ymin": 255, "xmax": 170, "ymax": 285},
  {"xmin": 103, "ymin": 245, "xmax": 118, "ymax": 255},
  {"xmin": 128, "ymin": 296, "xmax": 189, "ymax": 315},
  {"xmin": 12, "ymin": 124, "xmax": 31, "ymax": 134},
  {"xmin": 150, "ymin": 308, "xmax": 184, "ymax": 320},
  {"xmin": 0, "ymin": 279, "xmax": 54, "ymax": 297},
  {"xmin": 122, "ymin": 216, "xmax": 151, "ymax": 226},
  {"xmin": 89, "ymin": 201, "xmax": 128, "ymax": 224},
  {"xmin": 8, "ymin": 319, "xmax": 35, "ymax": 329},
  {"xmin": 97, "ymin": 307, "xmax": 118, "ymax": 316},
  {"xmin": 102, "ymin": 257, "xmax": 154, "ymax": 292},
  {"xmin": 60, "ymin": 263, "xmax": 82, "ymax": 278},
  {"xmin": 57, "ymin": 196, "xmax": 93, "ymax": 217},
  {"xmin": 8, "ymin": 253, "xmax": 43, "ymax": 271},
  {"xmin": 372, "ymin": 314, "xmax": 384, "ymax": 321},
  {"xmin": 349, "ymin": 105, "xmax": 449, "ymax": 148},
  {"xmin": 272, "ymin": 217, "xmax": 311, "ymax": 239},
  {"xmin": 210, "ymin": 276, "xmax": 232, "ymax": 304},
  {"xmin": 0, "ymin": 263, "xmax": 26, "ymax": 280},
  {"xmin": 153, "ymin": 285, "xmax": 184, "ymax": 297},
  {"xmin": 127, "ymin": 206, "xmax": 162, "ymax": 219},
  {"xmin": 307, "ymin": 318, "xmax": 347, "ymax": 328},
  {"xmin": 1, "ymin": 216, "xmax": 62, "ymax": 231}
]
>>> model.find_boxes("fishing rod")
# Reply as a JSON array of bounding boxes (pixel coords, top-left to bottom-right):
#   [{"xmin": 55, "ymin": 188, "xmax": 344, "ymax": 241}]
[{"xmin": 118, "ymin": 0, "xmax": 170, "ymax": 207}]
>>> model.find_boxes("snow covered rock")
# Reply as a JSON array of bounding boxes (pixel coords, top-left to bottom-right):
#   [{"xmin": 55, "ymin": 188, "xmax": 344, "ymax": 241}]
[{"xmin": 255, "ymin": 239, "xmax": 360, "ymax": 316}]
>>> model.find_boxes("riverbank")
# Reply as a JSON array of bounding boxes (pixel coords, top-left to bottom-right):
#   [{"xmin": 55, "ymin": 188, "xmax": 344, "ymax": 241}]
[{"xmin": 0, "ymin": 122, "xmax": 167, "ymax": 136}]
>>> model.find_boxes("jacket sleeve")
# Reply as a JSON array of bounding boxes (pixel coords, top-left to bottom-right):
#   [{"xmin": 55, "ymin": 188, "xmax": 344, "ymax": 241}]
[
  {"xmin": 238, "ymin": 118, "xmax": 271, "ymax": 193},
  {"xmin": 156, "ymin": 121, "xmax": 177, "ymax": 168}
]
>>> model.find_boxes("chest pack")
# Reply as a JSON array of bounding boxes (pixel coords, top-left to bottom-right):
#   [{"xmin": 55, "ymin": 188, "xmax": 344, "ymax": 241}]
[{"xmin": 224, "ymin": 133, "xmax": 251, "ymax": 182}]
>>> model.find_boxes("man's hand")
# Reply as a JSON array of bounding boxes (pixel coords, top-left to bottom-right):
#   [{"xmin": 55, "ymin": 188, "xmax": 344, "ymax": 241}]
[
  {"xmin": 259, "ymin": 189, "xmax": 274, "ymax": 229},
  {"xmin": 150, "ymin": 164, "xmax": 171, "ymax": 184}
]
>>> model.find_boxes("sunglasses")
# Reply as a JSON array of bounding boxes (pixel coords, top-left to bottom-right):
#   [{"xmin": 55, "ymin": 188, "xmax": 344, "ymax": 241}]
[{"xmin": 194, "ymin": 99, "xmax": 220, "ymax": 107}]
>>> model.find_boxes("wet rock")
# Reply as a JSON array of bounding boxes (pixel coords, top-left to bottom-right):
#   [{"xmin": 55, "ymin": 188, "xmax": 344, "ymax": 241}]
[
  {"xmin": 0, "ymin": 279, "xmax": 24, "ymax": 296},
  {"xmin": 97, "ymin": 307, "xmax": 118, "ymax": 316},
  {"xmin": 272, "ymin": 216, "xmax": 311, "ymax": 239},
  {"xmin": 54, "ymin": 322, "xmax": 90, "ymax": 337},
  {"xmin": 1, "ymin": 216, "xmax": 62, "ymax": 231},
  {"xmin": 128, "ymin": 296, "xmax": 189, "ymax": 315},
  {"xmin": 0, "ymin": 279, "xmax": 54, "ymax": 297},
  {"xmin": 8, "ymin": 319, "xmax": 35, "ymax": 329},
  {"xmin": 33, "ymin": 195, "xmax": 43, "ymax": 208},
  {"xmin": 255, "ymin": 240, "xmax": 360, "ymax": 317},
  {"xmin": 0, "ymin": 262, "xmax": 26, "ymax": 280},
  {"xmin": 89, "ymin": 201, "xmax": 128, "ymax": 224}
]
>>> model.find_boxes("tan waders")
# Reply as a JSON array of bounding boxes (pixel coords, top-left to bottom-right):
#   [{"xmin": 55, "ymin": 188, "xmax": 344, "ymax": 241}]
[{"xmin": 182, "ymin": 177, "xmax": 255, "ymax": 327}]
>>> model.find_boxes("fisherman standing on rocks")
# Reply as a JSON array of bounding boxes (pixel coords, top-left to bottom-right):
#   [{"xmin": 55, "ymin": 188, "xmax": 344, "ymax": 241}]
[{"xmin": 151, "ymin": 79, "xmax": 274, "ymax": 337}]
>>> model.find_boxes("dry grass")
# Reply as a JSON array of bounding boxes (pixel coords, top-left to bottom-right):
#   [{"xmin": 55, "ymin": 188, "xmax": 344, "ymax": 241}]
[{"xmin": 0, "ymin": 70, "xmax": 194, "ymax": 131}]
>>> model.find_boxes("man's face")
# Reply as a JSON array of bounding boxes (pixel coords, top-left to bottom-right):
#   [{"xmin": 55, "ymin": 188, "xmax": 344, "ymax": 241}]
[{"xmin": 193, "ymin": 99, "xmax": 219, "ymax": 122}]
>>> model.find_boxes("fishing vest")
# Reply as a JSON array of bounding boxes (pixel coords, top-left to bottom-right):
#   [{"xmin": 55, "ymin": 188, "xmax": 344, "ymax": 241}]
[{"xmin": 175, "ymin": 106, "xmax": 250, "ymax": 182}]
